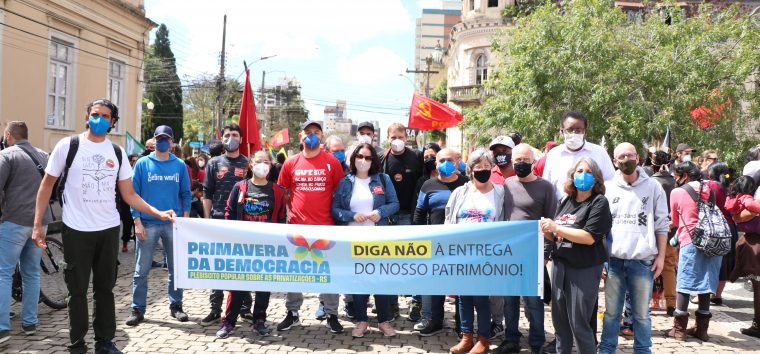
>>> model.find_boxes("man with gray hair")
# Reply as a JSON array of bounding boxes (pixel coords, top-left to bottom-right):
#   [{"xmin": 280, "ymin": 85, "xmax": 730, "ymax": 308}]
[
  {"xmin": 324, "ymin": 135, "xmax": 348, "ymax": 175},
  {"xmin": 0, "ymin": 121, "xmax": 52, "ymax": 344},
  {"xmin": 494, "ymin": 143, "xmax": 557, "ymax": 354}
]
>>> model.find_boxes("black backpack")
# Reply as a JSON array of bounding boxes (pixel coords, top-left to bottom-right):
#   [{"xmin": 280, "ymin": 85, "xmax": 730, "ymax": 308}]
[
  {"xmin": 55, "ymin": 135, "xmax": 123, "ymax": 205},
  {"xmin": 680, "ymin": 182, "xmax": 732, "ymax": 257}
]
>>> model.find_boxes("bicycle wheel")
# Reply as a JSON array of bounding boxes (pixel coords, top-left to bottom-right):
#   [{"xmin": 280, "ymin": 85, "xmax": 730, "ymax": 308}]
[{"xmin": 39, "ymin": 237, "xmax": 67, "ymax": 310}]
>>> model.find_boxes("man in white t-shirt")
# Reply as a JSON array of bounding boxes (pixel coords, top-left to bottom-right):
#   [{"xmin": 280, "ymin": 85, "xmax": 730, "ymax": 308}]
[
  {"xmin": 31, "ymin": 99, "xmax": 174, "ymax": 354},
  {"xmin": 542, "ymin": 111, "xmax": 615, "ymax": 200}
]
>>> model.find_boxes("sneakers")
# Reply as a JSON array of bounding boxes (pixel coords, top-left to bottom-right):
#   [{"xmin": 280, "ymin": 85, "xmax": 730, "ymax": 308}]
[
  {"xmin": 418, "ymin": 319, "xmax": 443, "ymax": 337},
  {"xmin": 21, "ymin": 324, "xmax": 36, "ymax": 335},
  {"xmin": 489, "ymin": 321, "xmax": 504, "ymax": 339},
  {"xmin": 94, "ymin": 341, "xmax": 123, "ymax": 354},
  {"xmin": 389, "ymin": 303, "xmax": 400, "ymax": 321},
  {"xmin": 378, "ymin": 321, "xmax": 396, "ymax": 337},
  {"xmin": 542, "ymin": 339, "xmax": 557, "ymax": 353},
  {"xmin": 326, "ymin": 314, "xmax": 344, "ymax": 334},
  {"xmin": 407, "ymin": 301, "xmax": 422, "ymax": 322},
  {"xmin": 216, "ymin": 323, "xmax": 234, "ymax": 339},
  {"xmin": 240, "ymin": 312, "xmax": 255, "ymax": 323},
  {"xmin": 315, "ymin": 301, "xmax": 326, "ymax": 321},
  {"xmin": 253, "ymin": 319, "xmax": 270, "ymax": 336},
  {"xmin": 276, "ymin": 311, "xmax": 300, "ymax": 331},
  {"xmin": 170, "ymin": 305, "xmax": 189, "ymax": 322},
  {"xmin": 200, "ymin": 310, "xmax": 221, "ymax": 326},
  {"xmin": 492, "ymin": 341, "xmax": 520, "ymax": 354},
  {"xmin": 352, "ymin": 321, "xmax": 369, "ymax": 338},
  {"xmin": 343, "ymin": 301, "xmax": 356, "ymax": 319},
  {"xmin": 0, "ymin": 330, "xmax": 9, "ymax": 344},
  {"xmin": 413, "ymin": 318, "xmax": 430, "ymax": 331},
  {"xmin": 121, "ymin": 242, "xmax": 128, "ymax": 253},
  {"xmin": 125, "ymin": 310, "xmax": 144, "ymax": 326}
]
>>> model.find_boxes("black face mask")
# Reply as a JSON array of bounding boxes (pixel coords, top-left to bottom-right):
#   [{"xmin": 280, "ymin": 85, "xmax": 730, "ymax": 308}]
[
  {"xmin": 473, "ymin": 169, "xmax": 492, "ymax": 183},
  {"xmin": 513, "ymin": 162, "xmax": 533, "ymax": 178},
  {"xmin": 494, "ymin": 153, "xmax": 511, "ymax": 167},
  {"xmin": 424, "ymin": 157, "xmax": 436, "ymax": 171}
]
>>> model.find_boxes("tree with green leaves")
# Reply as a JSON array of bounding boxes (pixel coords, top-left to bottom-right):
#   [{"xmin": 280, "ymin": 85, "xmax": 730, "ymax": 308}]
[
  {"xmin": 467, "ymin": 0, "xmax": 760, "ymax": 166},
  {"xmin": 182, "ymin": 74, "xmax": 242, "ymax": 143},
  {"xmin": 265, "ymin": 84, "xmax": 309, "ymax": 153},
  {"xmin": 143, "ymin": 24, "xmax": 184, "ymax": 142}
]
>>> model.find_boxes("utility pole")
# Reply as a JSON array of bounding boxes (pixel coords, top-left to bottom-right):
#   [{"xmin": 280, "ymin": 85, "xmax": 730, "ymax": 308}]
[
  {"xmin": 406, "ymin": 56, "xmax": 439, "ymax": 147},
  {"xmin": 215, "ymin": 15, "xmax": 227, "ymax": 135},
  {"xmin": 259, "ymin": 70, "xmax": 267, "ymax": 141}
]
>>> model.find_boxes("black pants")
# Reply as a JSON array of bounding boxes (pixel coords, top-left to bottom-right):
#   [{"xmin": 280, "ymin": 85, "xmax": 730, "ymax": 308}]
[
  {"xmin": 62, "ymin": 224, "xmax": 120, "ymax": 351},
  {"xmin": 118, "ymin": 200, "xmax": 134, "ymax": 243},
  {"xmin": 223, "ymin": 291, "xmax": 271, "ymax": 326}
]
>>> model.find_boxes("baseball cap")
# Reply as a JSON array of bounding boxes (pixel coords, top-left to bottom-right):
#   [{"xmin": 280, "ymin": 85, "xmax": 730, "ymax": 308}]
[
  {"xmin": 489, "ymin": 136, "xmax": 515, "ymax": 150},
  {"xmin": 300, "ymin": 120, "xmax": 323, "ymax": 131},
  {"xmin": 357, "ymin": 121, "xmax": 375, "ymax": 131},
  {"xmin": 153, "ymin": 125, "xmax": 174, "ymax": 140},
  {"xmin": 676, "ymin": 143, "xmax": 696, "ymax": 153}
]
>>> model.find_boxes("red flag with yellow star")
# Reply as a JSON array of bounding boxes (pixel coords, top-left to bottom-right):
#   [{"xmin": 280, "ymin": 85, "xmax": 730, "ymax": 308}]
[{"xmin": 408, "ymin": 93, "xmax": 463, "ymax": 131}]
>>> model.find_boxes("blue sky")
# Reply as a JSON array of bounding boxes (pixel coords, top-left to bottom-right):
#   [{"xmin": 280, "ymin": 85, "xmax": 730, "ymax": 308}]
[{"xmin": 144, "ymin": 0, "xmax": 448, "ymax": 138}]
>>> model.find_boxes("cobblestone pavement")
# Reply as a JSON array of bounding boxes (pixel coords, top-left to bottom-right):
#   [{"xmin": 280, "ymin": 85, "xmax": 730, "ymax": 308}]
[{"xmin": 3, "ymin": 235, "xmax": 760, "ymax": 353}]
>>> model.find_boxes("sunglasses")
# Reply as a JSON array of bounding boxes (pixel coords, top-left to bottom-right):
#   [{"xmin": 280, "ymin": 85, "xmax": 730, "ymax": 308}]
[{"xmin": 355, "ymin": 154, "xmax": 373, "ymax": 162}]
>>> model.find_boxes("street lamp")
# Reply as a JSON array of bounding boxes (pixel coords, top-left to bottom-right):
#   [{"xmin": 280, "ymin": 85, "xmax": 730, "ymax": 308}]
[{"xmin": 398, "ymin": 73, "xmax": 416, "ymax": 91}]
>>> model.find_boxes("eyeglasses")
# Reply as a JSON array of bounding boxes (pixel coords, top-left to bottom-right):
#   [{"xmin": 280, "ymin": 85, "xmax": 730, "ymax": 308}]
[
  {"xmin": 562, "ymin": 128, "xmax": 585, "ymax": 134},
  {"xmin": 355, "ymin": 154, "xmax": 373, "ymax": 162}
]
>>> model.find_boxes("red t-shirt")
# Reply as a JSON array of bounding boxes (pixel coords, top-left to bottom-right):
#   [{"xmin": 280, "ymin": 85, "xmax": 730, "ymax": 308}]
[
  {"xmin": 277, "ymin": 151, "xmax": 343, "ymax": 225},
  {"xmin": 489, "ymin": 165, "xmax": 515, "ymax": 185}
]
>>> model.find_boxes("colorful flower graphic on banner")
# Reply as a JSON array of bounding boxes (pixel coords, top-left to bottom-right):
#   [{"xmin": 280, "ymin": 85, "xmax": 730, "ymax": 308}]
[{"xmin": 287, "ymin": 234, "xmax": 335, "ymax": 264}]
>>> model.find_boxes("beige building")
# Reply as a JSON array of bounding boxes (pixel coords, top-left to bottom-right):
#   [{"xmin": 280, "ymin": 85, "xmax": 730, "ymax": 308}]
[
  {"xmin": 413, "ymin": 1, "xmax": 462, "ymax": 93},
  {"xmin": 0, "ymin": 0, "xmax": 155, "ymax": 152},
  {"xmin": 445, "ymin": 0, "xmax": 513, "ymax": 151}
]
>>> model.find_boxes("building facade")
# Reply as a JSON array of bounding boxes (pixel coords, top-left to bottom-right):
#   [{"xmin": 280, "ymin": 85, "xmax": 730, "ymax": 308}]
[
  {"xmin": 414, "ymin": 2, "xmax": 462, "ymax": 93},
  {"xmin": 0, "ymin": 0, "xmax": 155, "ymax": 151}
]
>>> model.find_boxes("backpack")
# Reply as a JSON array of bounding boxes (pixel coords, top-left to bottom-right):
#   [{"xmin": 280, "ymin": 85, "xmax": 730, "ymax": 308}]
[
  {"xmin": 56, "ymin": 135, "xmax": 123, "ymax": 205},
  {"xmin": 680, "ymin": 182, "xmax": 732, "ymax": 257}
]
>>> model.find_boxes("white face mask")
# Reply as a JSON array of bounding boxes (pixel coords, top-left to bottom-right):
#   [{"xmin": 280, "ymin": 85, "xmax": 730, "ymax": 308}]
[
  {"xmin": 564, "ymin": 133, "xmax": 585, "ymax": 150},
  {"xmin": 357, "ymin": 134, "xmax": 372, "ymax": 145},
  {"xmin": 197, "ymin": 160, "xmax": 206, "ymax": 168},
  {"xmin": 355, "ymin": 159, "xmax": 371, "ymax": 173},
  {"xmin": 390, "ymin": 139, "xmax": 405, "ymax": 153},
  {"xmin": 252, "ymin": 163, "xmax": 270, "ymax": 178},
  {"xmin": 682, "ymin": 154, "xmax": 692, "ymax": 162}
]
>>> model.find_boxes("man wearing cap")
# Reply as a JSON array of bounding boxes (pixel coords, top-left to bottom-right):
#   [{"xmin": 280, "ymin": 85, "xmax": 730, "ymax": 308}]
[
  {"xmin": 356, "ymin": 121, "xmax": 384, "ymax": 156},
  {"xmin": 670, "ymin": 143, "xmax": 695, "ymax": 170},
  {"xmin": 542, "ymin": 111, "xmax": 615, "ymax": 199},
  {"xmin": 489, "ymin": 136, "xmax": 516, "ymax": 185},
  {"xmin": 276, "ymin": 120, "xmax": 345, "ymax": 334},
  {"xmin": 201, "ymin": 123, "xmax": 249, "ymax": 325},
  {"xmin": 126, "ymin": 126, "xmax": 192, "ymax": 327}
]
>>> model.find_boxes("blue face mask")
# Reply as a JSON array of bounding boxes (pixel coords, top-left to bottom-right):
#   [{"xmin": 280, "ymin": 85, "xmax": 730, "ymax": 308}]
[
  {"xmin": 156, "ymin": 139, "xmax": 171, "ymax": 153},
  {"xmin": 303, "ymin": 133, "xmax": 320, "ymax": 150},
  {"xmin": 437, "ymin": 160, "xmax": 455, "ymax": 177},
  {"xmin": 573, "ymin": 171, "xmax": 595, "ymax": 192},
  {"xmin": 88, "ymin": 115, "xmax": 110, "ymax": 136},
  {"xmin": 457, "ymin": 160, "xmax": 467, "ymax": 174},
  {"xmin": 332, "ymin": 150, "xmax": 346, "ymax": 164}
]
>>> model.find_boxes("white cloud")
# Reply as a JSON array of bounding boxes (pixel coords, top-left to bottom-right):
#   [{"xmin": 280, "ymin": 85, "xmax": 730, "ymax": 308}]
[{"xmin": 336, "ymin": 47, "xmax": 409, "ymax": 87}]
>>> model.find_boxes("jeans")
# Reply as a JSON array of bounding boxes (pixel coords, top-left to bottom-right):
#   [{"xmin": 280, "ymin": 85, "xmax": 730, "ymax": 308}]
[
  {"xmin": 0, "ymin": 221, "xmax": 43, "ymax": 331},
  {"xmin": 504, "ymin": 296, "xmax": 545, "ymax": 348},
  {"xmin": 459, "ymin": 296, "xmax": 490, "ymax": 337},
  {"xmin": 62, "ymin": 224, "xmax": 120, "ymax": 351},
  {"xmin": 599, "ymin": 257, "xmax": 654, "ymax": 354},
  {"xmin": 285, "ymin": 292, "xmax": 339, "ymax": 315},
  {"xmin": 354, "ymin": 294, "xmax": 392, "ymax": 322},
  {"xmin": 421, "ymin": 295, "xmax": 445, "ymax": 324},
  {"xmin": 131, "ymin": 223, "xmax": 182, "ymax": 314}
]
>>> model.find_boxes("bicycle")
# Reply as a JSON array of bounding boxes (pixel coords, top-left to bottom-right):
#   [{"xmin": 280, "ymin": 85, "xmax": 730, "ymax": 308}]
[{"xmin": 11, "ymin": 237, "xmax": 67, "ymax": 310}]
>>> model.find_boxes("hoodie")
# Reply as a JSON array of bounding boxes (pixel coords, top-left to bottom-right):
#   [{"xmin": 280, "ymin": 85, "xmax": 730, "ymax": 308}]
[
  {"xmin": 604, "ymin": 166, "xmax": 669, "ymax": 260},
  {"xmin": 131, "ymin": 152, "xmax": 192, "ymax": 224}
]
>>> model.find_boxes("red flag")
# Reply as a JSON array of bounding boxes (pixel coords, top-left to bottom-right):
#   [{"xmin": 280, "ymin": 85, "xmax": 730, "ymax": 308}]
[
  {"xmin": 270, "ymin": 128, "xmax": 289, "ymax": 148},
  {"xmin": 238, "ymin": 69, "xmax": 260, "ymax": 156},
  {"xmin": 408, "ymin": 93, "xmax": 463, "ymax": 131}
]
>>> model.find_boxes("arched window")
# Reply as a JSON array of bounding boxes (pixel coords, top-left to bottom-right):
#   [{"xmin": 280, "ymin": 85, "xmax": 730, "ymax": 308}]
[{"xmin": 475, "ymin": 55, "xmax": 488, "ymax": 85}]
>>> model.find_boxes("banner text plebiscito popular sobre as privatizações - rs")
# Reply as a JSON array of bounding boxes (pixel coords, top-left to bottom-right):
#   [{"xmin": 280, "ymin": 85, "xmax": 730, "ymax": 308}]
[{"xmin": 173, "ymin": 218, "xmax": 543, "ymax": 296}]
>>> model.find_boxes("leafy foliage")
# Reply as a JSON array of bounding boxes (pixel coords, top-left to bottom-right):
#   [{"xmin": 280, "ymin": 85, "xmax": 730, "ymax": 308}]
[
  {"xmin": 182, "ymin": 75, "xmax": 242, "ymax": 143},
  {"xmin": 468, "ymin": 0, "xmax": 760, "ymax": 167},
  {"xmin": 143, "ymin": 24, "xmax": 184, "ymax": 141}
]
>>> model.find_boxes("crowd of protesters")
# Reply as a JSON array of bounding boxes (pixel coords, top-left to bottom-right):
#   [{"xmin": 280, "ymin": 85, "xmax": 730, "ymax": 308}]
[{"xmin": 0, "ymin": 100, "xmax": 759, "ymax": 354}]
